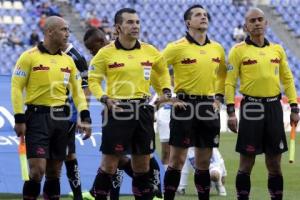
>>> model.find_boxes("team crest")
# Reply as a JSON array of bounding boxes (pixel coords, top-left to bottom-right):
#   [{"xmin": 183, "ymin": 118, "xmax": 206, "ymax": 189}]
[
  {"xmin": 227, "ymin": 65, "xmax": 234, "ymax": 71},
  {"xmin": 279, "ymin": 140, "xmax": 284, "ymax": 149},
  {"xmin": 214, "ymin": 135, "xmax": 220, "ymax": 145}
]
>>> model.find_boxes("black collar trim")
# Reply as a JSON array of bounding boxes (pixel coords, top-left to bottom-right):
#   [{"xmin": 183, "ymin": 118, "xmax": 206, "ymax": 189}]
[
  {"xmin": 245, "ymin": 36, "xmax": 270, "ymax": 47},
  {"xmin": 185, "ymin": 32, "xmax": 210, "ymax": 46},
  {"xmin": 37, "ymin": 42, "xmax": 62, "ymax": 55},
  {"xmin": 115, "ymin": 38, "xmax": 141, "ymax": 50}
]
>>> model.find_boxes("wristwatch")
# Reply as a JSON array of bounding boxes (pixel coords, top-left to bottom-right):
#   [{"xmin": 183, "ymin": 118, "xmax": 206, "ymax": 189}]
[{"xmin": 226, "ymin": 104, "xmax": 235, "ymax": 115}]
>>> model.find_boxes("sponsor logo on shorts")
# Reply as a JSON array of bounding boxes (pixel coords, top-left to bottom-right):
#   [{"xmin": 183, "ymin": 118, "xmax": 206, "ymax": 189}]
[
  {"xmin": 114, "ymin": 144, "xmax": 124, "ymax": 152},
  {"xmin": 245, "ymin": 145, "xmax": 255, "ymax": 153},
  {"xmin": 36, "ymin": 147, "xmax": 46, "ymax": 155},
  {"xmin": 183, "ymin": 138, "xmax": 190, "ymax": 145}
]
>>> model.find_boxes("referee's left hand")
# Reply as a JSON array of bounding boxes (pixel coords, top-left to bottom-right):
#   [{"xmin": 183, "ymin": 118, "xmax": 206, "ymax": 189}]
[
  {"xmin": 77, "ymin": 121, "xmax": 92, "ymax": 140},
  {"xmin": 290, "ymin": 112, "xmax": 300, "ymax": 126}
]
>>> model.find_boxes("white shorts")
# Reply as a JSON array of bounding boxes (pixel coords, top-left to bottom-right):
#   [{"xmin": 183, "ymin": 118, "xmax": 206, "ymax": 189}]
[
  {"xmin": 209, "ymin": 166, "xmax": 222, "ymax": 176},
  {"xmin": 209, "ymin": 163, "xmax": 226, "ymax": 177},
  {"xmin": 156, "ymin": 104, "xmax": 171, "ymax": 142}
]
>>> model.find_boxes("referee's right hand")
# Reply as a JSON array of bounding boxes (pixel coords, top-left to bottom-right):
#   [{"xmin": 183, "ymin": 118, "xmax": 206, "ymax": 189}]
[
  {"xmin": 14, "ymin": 123, "xmax": 26, "ymax": 137},
  {"xmin": 105, "ymin": 98, "xmax": 123, "ymax": 112},
  {"xmin": 100, "ymin": 95, "xmax": 123, "ymax": 111},
  {"xmin": 155, "ymin": 96, "xmax": 187, "ymax": 110},
  {"xmin": 77, "ymin": 121, "xmax": 92, "ymax": 140},
  {"xmin": 227, "ymin": 113, "xmax": 238, "ymax": 133}
]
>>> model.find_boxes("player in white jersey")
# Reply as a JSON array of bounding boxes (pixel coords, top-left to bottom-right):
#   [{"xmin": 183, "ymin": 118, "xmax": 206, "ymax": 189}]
[
  {"xmin": 177, "ymin": 147, "xmax": 227, "ymax": 196},
  {"xmin": 156, "ymin": 100, "xmax": 172, "ymax": 170}
]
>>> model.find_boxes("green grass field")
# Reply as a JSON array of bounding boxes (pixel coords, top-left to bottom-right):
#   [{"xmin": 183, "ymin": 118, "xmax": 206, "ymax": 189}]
[{"xmin": 1, "ymin": 133, "xmax": 300, "ymax": 200}]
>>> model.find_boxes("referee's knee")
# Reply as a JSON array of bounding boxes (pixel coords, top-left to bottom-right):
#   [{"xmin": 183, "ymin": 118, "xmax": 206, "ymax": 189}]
[{"xmin": 30, "ymin": 166, "xmax": 45, "ymax": 182}]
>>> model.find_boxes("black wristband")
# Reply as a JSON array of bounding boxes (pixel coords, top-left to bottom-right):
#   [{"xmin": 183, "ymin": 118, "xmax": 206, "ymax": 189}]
[
  {"xmin": 226, "ymin": 104, "xmax": 235, "ymax": 115},
  {"xmin": 82, "ymin": 117, "xmax": 92, "ymax": 124},
  {"xmin": 215, "ymin": 94, "xmax": 224, "ymax": 104},
  {"xmin": 14, "ymin": 113, "xmax": 26, "ymax": 123},
  {"xmin": 162, "ymin": 88, "xmax": 172, "ymax": 98},
  {"xmin": 291, "ymin": 106, "xmax": 299, "ymax": 114},
  {"xmin": 80, "ymin": 110, "xmax": 91, "ymax": 123},
  {"xmin": 99, "ymin": 95, "xmax": 109, "ymax": 104}
]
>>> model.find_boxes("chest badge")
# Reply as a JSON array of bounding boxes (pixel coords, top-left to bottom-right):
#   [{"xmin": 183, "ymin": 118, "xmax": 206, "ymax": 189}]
[{"xmin": 141, "ymin": 61, "xmax": 153, "ymax": 80}]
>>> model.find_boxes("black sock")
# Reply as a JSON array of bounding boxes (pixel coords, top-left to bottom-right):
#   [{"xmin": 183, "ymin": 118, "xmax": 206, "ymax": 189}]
[
  {"xmin": 194, "ymin": 169, "xmax": 210, "ymax": 200},
  {"xmin": 110, "ymin": 169, "xmax": 124, "ymax": 200},
  {"xmin": 23, "ymin": 179, "xmax": 41, "ymax": 200},
  {"xmin": 43, "ymin": 178, "xmax": 60, "ymax": 200},
  {"xmin": 268, "ymin": 173, "xmax": 283, "ymax": 200},
  {"xmin": 119, "ymin": 159, "xmax": 133, "ymax": 178},
  {"xmin": 65, "ymin": 159, "xmax": 83, "ymax": 200},
  {"xmin": 163, "ymin": 166, "xmax": 181, "ymax": 200},
  {"xmin": 236, "ymin": 170, "xmax": 251, "ymax": 200},
  {"xmin": 91, "ymin": 168, "xmax": 112, "ymax": 200},
  {"xmin": 149, "ymin": 157, "xmax": 162, "ymax": 198},
  {"xmin": 132, "ymin": 172, "xmax": 153, "ymax": 200}
]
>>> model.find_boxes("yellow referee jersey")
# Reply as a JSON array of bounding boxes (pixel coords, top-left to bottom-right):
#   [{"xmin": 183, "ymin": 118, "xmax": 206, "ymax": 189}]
[
  {"xmin": 225, "ymin": 36, "xmax": 297, "ymax": 104},
  {"xmin": 88, "ymin": 39, "xmax": 171, "ymax": 99},
  {"xmin": 11, "ymin": 43, "xmax": 88, "ymax": 114},
  {"xmin": 162, "ymin": 32, "xmax": 226, "ymax": 96}
]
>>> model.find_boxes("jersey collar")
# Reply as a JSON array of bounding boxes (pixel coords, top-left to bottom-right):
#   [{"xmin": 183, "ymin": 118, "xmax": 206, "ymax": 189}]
[
  {"xmin": 245, "ymin": 36, "xmax": 270, "ymax": 48},
  {"xmin": 115, "ymin": 38, "xmax": 141, "ymax": 50},
  {"xmin": 185, "ymin": 32, "xmax": 210, "ymax": 46},
  {"xmin": 37, "ymin": 42, "xmax": 62, "ymax": 55}
]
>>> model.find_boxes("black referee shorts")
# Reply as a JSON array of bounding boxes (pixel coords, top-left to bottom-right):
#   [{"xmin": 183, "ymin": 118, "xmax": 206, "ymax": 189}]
[
  {"xmin": 101, "ymin": 101, "xmax": 155, "ymax": 155},
  {"xmin": 25, "ymin": 105, "xmax": 69, "ymax": 160},
  {"xmin": 236, "ymin": 95, "xmax": 287, "ymax": 155},
  {"xmin": 169, "ymin": 96, "xmax": 220, "ymax": 148}
]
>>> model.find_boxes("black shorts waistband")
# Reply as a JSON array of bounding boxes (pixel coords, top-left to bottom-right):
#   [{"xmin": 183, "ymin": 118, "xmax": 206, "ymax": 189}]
[
  {"xmin": 26, "ymin": 105, "xmax": 67, "ymax": 113},
  {"xmin": 176, "ymin": 93, "xmax": 214, "ymax": 101},
  {"xmin": 117, "ymin": 98, "xmax": 149, "ymax": 104},
  {"xmin": 243, "ymin": 94, "xmax": 281, "ymax": 103}
]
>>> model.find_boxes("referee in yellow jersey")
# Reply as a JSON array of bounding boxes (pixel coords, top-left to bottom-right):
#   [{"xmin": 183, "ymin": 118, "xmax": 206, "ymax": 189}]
[
  {"xmin": 162, "ymin": 5, "xmax": 226, "ymax": 200},
  {"xmin": 88, "ymin": 8, "xmax": 171, "ymax": 200},
  {"xmin": 11, "ymin": 16, "xmax": 92, "ymax": 200},
  {"xmin": 225, "ymin": 8, "xmax": 299, "ymax": 200}
]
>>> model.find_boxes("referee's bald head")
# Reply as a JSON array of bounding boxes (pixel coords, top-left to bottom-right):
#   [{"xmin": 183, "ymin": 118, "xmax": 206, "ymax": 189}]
[
  {"xmin": 245, "ymin": 8, "xmax": 265, "ymax": 22},
  {"xmin": 244, "ymin": 7, "xmax": 267, "ymax": 37},
  {"xmin": 43, "ymin": 16, "xmax": 69, "ymax": 47},
  {"xmin": 43, "ymin": 16, "xmax": 67, "ymax": 34}
]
